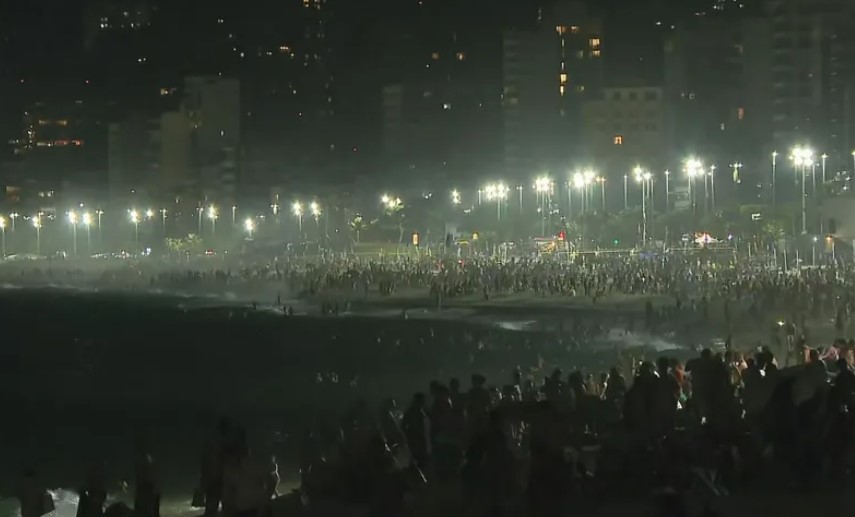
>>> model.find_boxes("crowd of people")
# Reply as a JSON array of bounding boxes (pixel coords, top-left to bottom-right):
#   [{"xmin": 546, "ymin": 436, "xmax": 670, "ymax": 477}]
[{"xmin": 8, "ymin": 251, "xmax": 855, "ymax": 516}]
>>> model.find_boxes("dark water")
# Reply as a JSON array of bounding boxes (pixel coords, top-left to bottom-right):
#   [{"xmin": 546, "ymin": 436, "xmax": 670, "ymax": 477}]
[{"xmin": 0, "ymin": 288, "xmax": 605, "ymax": 509}]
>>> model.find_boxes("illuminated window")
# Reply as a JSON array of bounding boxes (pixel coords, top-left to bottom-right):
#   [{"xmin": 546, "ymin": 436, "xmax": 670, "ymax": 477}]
[
  {"xmin": 456, "ymin": 52, "xmax": 466, "ymax": 61},
  {"xmin": 443, "ymin": 103, "xmax": 452, "ymax": 110},
  {"xmin": 556, "ymin": 25, "xmax": 567, "ymax": 35},
  {"xmin": 614, "ymin": 135, "xmax": 623, "ymax": 145},
  {"xmin": 559, "ymin": 73, "xmax": 568, "ymax": 84},
  {"xmin": 559, "ymin": 85, "xmax": 565, "ymax": 96},
  {"xmin": 431, "ymin": 52, "xmax": 440, "ymax": 60},
  {"xmin": 570, "ymin": 26, "xmax": 580, "ymax": 34},
  {"xmin": 38, "ymin": 120, "xmax": 50, "ymax": 126},
  {"xmin": 159, "ymin": 88, "xmax": 170, "ymax": 96},
  {"xmin": 56, "ymin": 120, "xmax": 68, "ymax": 126},
  {"xmin": 737, "ymin": 107, "xmax": 745, "ymax": 120},
  {"xmin": 591, "ymin": 49, "xmax": 601, "ymax": 57},
  {"xmin": 589, "ymin": 37, "xmax": 601, "ymax": 48}
]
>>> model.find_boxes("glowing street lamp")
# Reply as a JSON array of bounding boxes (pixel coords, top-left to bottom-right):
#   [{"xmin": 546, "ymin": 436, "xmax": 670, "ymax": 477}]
[
  {"xmin": 196, "ymin": 206, "xmax": 203, "ymax": 235},
  {"xmin": 596, "ymin": 176, "xmax": 606, "ymax": 212},
  {"xmin": 9, "ymin": 212, "xmax": 18, "ymax": 231},
  {"xmin": 232, "ymin": 205, "xmax": 237, "ymax": 227},
  {"xmin": 82, "ymin": 212, "xmax": 92, "ymax": 253},
  {"xmin": 0, "ymin": 216, "xmax": 5, "ymax": 257},
  {"xmin": 145, "ymin": 209, "xmax": 154, "ymax": 220},
  {"xmin": 634, "ymin": 168, "xmax": 652, "ymax": 243},
  {"xmin": 685, "ymin": 157, "xmax": 704, "ymax": 213},
  {"xmin": 292, "ymin": 201, "xmax": 303, "ymax": 235},
  {"xmin": 484, "ymin": 182, "xmax": 509, "ymax": 220},
  {"xmin": 451, "ymin": 189, "xmax": 461, "ymax": 206},
  {"xmin": 129, "ymin": 209, "xmax": 140, "ymax": 247},
  {"xmin": 207, "ymin": 205, "xmax": 218, "ymax": 235},
  {"xmin": 32, "ymin": 214, "xmax": 41, "ymax": 256},
  {"xmin": 790, "ymin": 145, "xmax": 814, "ymax": 233},
  {"xmin": 771, "ymin": 151, "xmax": 778, "ymax": 206},
  {"xmin": 67, "ymin": 210, "xmax": 79, "ymax": 257},
  {"xmin": 534, "ymin": 176, "xmax": 552, "ymax": 235},
  {"xmin": 159, "ymin": 208, "xmax": 167, "ymax": 234},
  {"xmin": 730, "ymin": 162, "xmax": 743, "ymax": 184},
  {"xmin": 244, "ymin": 217, "xmax": 255, "ymax": 238}
]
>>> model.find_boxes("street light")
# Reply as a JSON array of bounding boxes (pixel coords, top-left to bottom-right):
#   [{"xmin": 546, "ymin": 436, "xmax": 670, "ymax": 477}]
[
  {"xmin": 196, "ymin": 206, "xmax": 203, "ymax": 235},
  {"xmin": 130, "ymin": 209, "xmax": 140, "ymax": 248},
  {"xmin": 145, "ymin": 209, "xmax": 154, "ymax": 220},
  {"xmin": 451, "ymin": 189, "xmax": 461, "ymax": 206},
  {"xmin": 9, "ymin": 212, "xmax": 18, "ymax": 232},
  {"xmin": 159, "ymin": 208, "xmax": 167, "ymax": 234},
  {"xmin": 685, "ymin": 157, "xmax": 704, "ymax": 214},
  {"xmin": 535, "ymin": 176, "xmax": 552, "ymax": 235},
  {"xmin": 232, "ymin": 205, "xmax": 237, "ymax": 227},
  {"xmin": 244, "ymin": 217, "xmax": 255, "ymax": 238},
  {"xmin": 484, "ymin": 182, "xmax": 509, "ymax": 220},
  {"xmin": 0, "ymin": 216, "xmax": 5, "ymax": 257},
  {"xmin": 791, "ymin": 145, "xmax": 814, "ymax": 233},
  {"xmin": 664, "ymin": 170, "xmax": 671, "ymax": 212},
  {"xmin": 623, "ymin": 174, "xmax": 629, "ymax": 210},
  {"xmin": 32, "ymin": 214, "xmax": 41, "ymax": 255},
  {"xmin": 207, "ymin": 205, "xmax": 218, "ymax": 235},
  {"xmin": 82, "ymin": 212, "xmax": 92, "ymax": 253},
  {"xmin": 596, "ymin": 176, "xmax": 606, "ymax": 212},
  {"xmin": 730, "ymin": 162, "xmax": 742, "ymax": 184},
  {"xmin": 292, "ymin": 201, "xmax": 303, "ymax": 236},
  {"xmin": 634, "ymin": 168, "xmax": 652, "ymax": 243},
  {"xmin": 709, "ymin": 165, "xmax": 717, "ymax": 211},
  {"xmin": 771, "ymin": 151, "xmax": 778, "ymax": 206},
  {"xmin": 67, "ymin": 210, "xmax": 79, "ymax": 257}
]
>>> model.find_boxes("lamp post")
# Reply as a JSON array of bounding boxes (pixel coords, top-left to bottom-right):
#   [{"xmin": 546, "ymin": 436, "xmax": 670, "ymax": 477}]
[
  {"xmin": 516, "ymin": 185, "xmax": 524, "ymax": 212},
  {"xmin": 791, "ymin": 145, "xmax": 814, "ymax": 234},
  {"xmin": 207, "ymin": 205, "xmax": 218, "ymax": 235},
  {"xmin": 244, "ymin": 217, "xmax": 255, "ymax": 238},
  {"xmin": 160, "ymin": 208, "xmax": 167, "ymax": 235},
  {"xmin": 292, "ymin": 201, "xmax": 303, "ymax": 237},
  {"xmin": 130, "ymin": 210, "xmax": 140, "ymax": 248},
  {"xmin": 231, "ymin": 205, "xmax": 237, "ymax": 227},
  {"xmin": 32, "ymin": 214, "xmax": 41, "ymax": 255},
  {"xmin": 310, "ymin": 201, "xmax": 322, "ymax": 239},
  {"xmin": 709, "ymin": 165, "xmax": 716, "ymax": 212},
  {"xmin": 664, "ymin": 170, "xmax": 670, "ymax": 212},
  {"xmin": 0, "ymin": 216, "xmax": 5, "ymax": 257},
  {"xmin": 730, "ymin": 162, "xmax": 742, "ymax": 184},
  {"xmin": 484, "ymin": 183, "xmax": 509, "ymax": 221},
  {"xmin": 535, "ymin": 176, "xmax": 551, "ymax": 235},
  {"xmin": 68, "ymin": 211, "xmax": 79, "ymax": 257},
  {"xmin": 821, "ymin": 153, "xmax": 828, "ymax": 184},
  {"xmin": 9, "ymin": 212, "xmax": 18, "ymax": 231},
  {"xmin": 771, "ymin": 151, "xmax": 778, "ymax": 207},
  {"xmin": 597, "ymin": 176, "xmax": 606, "ymax": 212},
  {"xmin": 634, "ymin": 167, "xmax": 652, "ymax": 244},
  {"xmin": 451, "ymin": 189, "xmax": 461, "ymax": 206},
  {"xmin": 685, "ymin": 157, "xmax": 703, "ymax": 214},
  {"xmin": 196, "ymin": 206, "xmax": 203, "ymax": 235},
  {"xmin": 82, "ymin": 212, "xmax": 92, "ymax": 254}
]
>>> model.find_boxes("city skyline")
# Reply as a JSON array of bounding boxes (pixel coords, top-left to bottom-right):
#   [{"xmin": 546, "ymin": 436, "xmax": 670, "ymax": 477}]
[{"xmin": 0, "ymin": 0, "xmax": 853, "ymax": 211}]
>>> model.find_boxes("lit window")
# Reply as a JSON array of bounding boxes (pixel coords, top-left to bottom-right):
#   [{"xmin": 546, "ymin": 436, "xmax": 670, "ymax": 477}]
[
  {"xmin": 443, "ymin": 103, "xmax": 452, "ymax": 110},
  {"xmin": 38, "ymin": 120, "xmax": 50, "ymax": 126},
  {"xmin": 614, "ymin": 135, "xmax": 623, "ymax": 145},
  {"xmin": 590, "ymin": 37, "xmax": 601, "ymax": 48},
  {"xmin": 456, "ymin": 52, "xmax": 466, "ymax": 61},
  {"xmin": 570, "ymin": 26, "xmax": 580, "ymax": 34},
  {"xmin": 56, "ymin": 120, "xmax": 68, "ymax": 126},
  {"xmin": 591, "ymin": 49, "xmax": 601, "ymax": 57},
  {"xmin": 431, "ymin": 52, "xmax": 440, "ymax": 60},
  {"xmin": 159, "ymin": 88, "xmax": 170, "ymax": 96},
  {"xmin": 556, "ymin": 25, "xmax": 567, "ymax": 35},
  {"xmin": 559, "ymin": 73, "xmax": 568, "ymax": 84},
  {"xmin": 559, "ymin": 85, "xmax": 565, "ymax": 96},
  {"xmin": 737, "ymin": 107, "xmax": 745, "ymax": 120}
]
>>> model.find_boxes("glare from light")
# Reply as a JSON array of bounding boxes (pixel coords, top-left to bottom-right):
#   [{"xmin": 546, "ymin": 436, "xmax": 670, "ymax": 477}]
[
  {"xmin": 145, "ymin": 209, "xmax": 154, "ymax": 219},
  {"xmin": 790, "ymin": 145, "xmax": 814, "ymax": 167},
  {"xmin": 82, "ymin": 212, "xmax": 92, "ymax": 226},
  {"xmin": 67, "ymin": 211, "xmax": 78, "ymax": 225},
  {"xmin": 0, "ymin": 217, "xmax": 5, "ymax": 229},
  {"xmin": 310, "ymin": 201, "xmax": 321, "ymax": 217},
  {"xmin": 534, "ymin": 176, "xmax": 551, "ymax": 193},
  {"xmin": 685, "ymin": 157, "xmax": 704, "ymax": 177},
  {"xmin": 451, "ymin": 189, "xmax": 461, "ymax": 205},
  {"xmin": 292, "ymin": 202, "xmax": 303, "ymax": 216},
  {"xmin": 207, "ymin": 205, "xmax": 218, "ymax": 220},
  {"xmin": 244, "ymin": 218, "xmax": 255, "ymax": 232},
  {"xmin": 129, "ymin": 210, "xmax": 139, "ymax": 223}
]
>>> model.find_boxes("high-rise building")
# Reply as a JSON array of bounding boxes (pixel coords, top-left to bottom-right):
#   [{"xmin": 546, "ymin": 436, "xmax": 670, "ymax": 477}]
[
  {"xmin": 766, "ymin": 0, "xmax": 855, "ymax": 158},
  {"xmin": 502, "ymin": 1, "xmax": 604, "ymax": 178}
]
